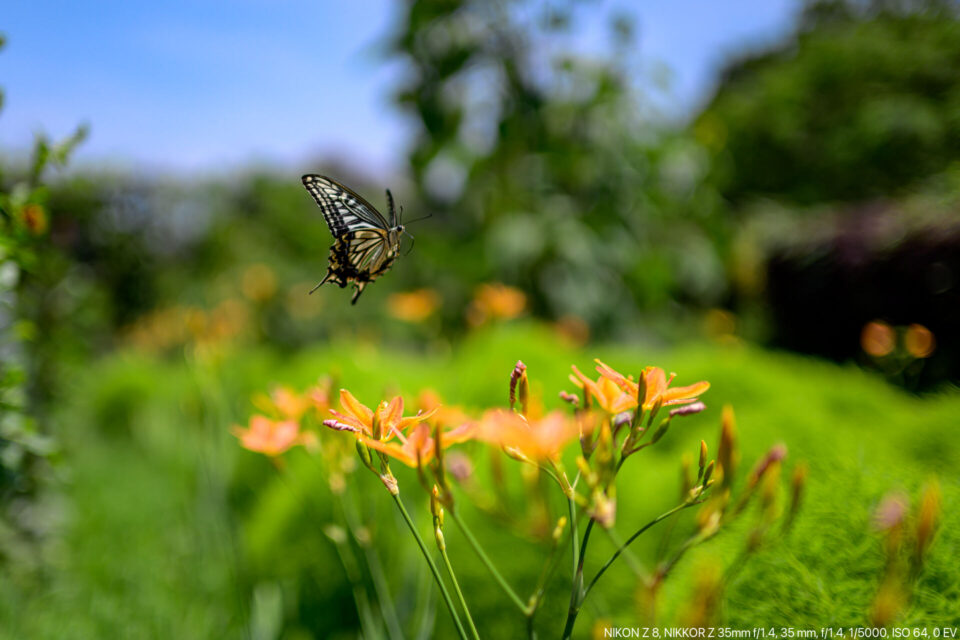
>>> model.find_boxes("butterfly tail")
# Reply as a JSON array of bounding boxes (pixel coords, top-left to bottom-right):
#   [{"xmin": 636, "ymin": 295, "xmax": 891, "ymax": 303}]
[
  {"xmin": 309, "ymin": 270, "xmax": 332, "ymax": 295},
  {"xmin": 351, "ymin": 282, "xmax": 367, "ymax": 305}
]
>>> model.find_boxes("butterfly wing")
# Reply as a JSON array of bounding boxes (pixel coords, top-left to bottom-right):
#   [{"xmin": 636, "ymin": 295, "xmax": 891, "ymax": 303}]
[
  {"xmin": 302, "ymin": 174, "xmax": 401, "ymax": 304},
  {"xmin": 302, "ymin": 174, "xmax": 390, "ymax": 236}
]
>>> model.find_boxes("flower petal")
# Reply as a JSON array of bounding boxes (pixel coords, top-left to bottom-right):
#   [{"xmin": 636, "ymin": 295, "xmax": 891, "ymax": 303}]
[
  {"xmin": 662, "ymin": 380, "xmax": 710, "ymax": 404},
  {"xmin": 339, "ymin": 389, "xmax": 374, "ymax": 425}
]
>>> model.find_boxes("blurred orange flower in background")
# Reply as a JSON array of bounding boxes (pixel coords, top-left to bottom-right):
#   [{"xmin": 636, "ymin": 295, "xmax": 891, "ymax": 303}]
[
  {"xmin": 387, "ymin": 288, "xmax": 441, "ymax": 322},
  {"xmin": 241, "ymin": 263, "xmax": 277, "ymax": 303},
  {"xmin": 904, "ymin": 324, "xmax": 935, "ymax": 359},
  {"xmin": 861, "ymin": 320, "xmax": 896, "ymax": 357},
  {"xmin": 478, "ymin": 409, "xmax": 577, "ymax": 461},
  {"xmin": 253, "ymin": 385, "xmax": 312, "ymax": 421},
  {"xmin": 21, "ymin": 203, "xmax": 48, "ymax": 235},
  {"xmin": 467, "ymin": 282, "xmax": 526, "ymax": 326},
  {"xmin": 232, "ymin": 415, "xmax": 313, "ymax": 457}
]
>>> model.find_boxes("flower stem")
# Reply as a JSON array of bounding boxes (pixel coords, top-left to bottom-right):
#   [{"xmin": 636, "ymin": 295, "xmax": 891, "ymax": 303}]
[
  {"xmin": 584, "ymin": 503, "xmax": 689, "ymax": 598},
  {"xmin": 448, "ymin": 507, "xmax": 529, "ymax": 614},
  {"xmin": 438, "ymin": 542, "xmax": 481, "ymax": 640},
  {"xmin": 392, "ymin": 493, "xmax": 469, "ymax": 640},
  {"xmin": 560, "ymin": 516, "xmax": 595, "ymax": 640},
  {"xmin": 340, "ymin": 489, "xmax": 405, "ymax": 640},
  {"xmin": 567, "ymin": 493, "xmax": 579, "ymax": 578}
]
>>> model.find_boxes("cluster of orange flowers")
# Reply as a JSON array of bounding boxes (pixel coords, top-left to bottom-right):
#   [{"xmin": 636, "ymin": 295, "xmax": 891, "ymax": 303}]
[{"xmin": 232, "ymin": 358, "xmax": 713, "ymax": 520}]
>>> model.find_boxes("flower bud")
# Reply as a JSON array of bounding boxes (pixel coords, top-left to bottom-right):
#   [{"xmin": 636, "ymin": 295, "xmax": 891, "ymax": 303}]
[
  {"xmin": 650, "ymin": 416, "xmax": 672, "ymax": 444},
  {"xmin": 698, "ymin": 440, "xmax": 708, "ymax": 480},
  {"xmin": 669, "ymin": 402, "xmax": 706, "ymax": 418},
  {"xmin": 552, "ymin": 516, "xmax": 568, "ymax": 541},
  {"xmin": 558, "ymin": 390, "xmax": 579, "ymax": 408},
  {"xmin": 356, "ymin": 440, "xmax": 376, "ymax": 473},
  {"xmin": 509, "ymin": 360, "xmax": 528, "ymax": 412},
  {"xmin": 718, "ymin": 406, "xmax": 737, "ymax": 490},
  {"xmin": 915, "ymin": 479, "xmax": 941, "ymax": 565},
  {"xmin": 702, "ymin": 460, "xmax": 716, "ymax": 489}
]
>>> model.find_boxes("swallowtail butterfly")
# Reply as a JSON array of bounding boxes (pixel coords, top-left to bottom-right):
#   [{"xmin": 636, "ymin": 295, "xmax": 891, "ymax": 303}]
[{"xmin": 301, "ymin": 174, "xmax": 405, "ymax": 304}]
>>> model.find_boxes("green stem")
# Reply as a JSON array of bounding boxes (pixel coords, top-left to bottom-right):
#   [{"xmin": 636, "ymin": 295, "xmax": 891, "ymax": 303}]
[
  {"xmin": 392, "ymin": 493, "xmax": 469, "ymax": 640},
  {"xmin": 340, "ymin": 490, "xmax": 405, "ymax": 640},
  {"xmin": 602, "ymin": 525, "xmax": 646, "ymax": 578},
  {"xmin": 584, "ymin": 503, "xmax": 689, "ymax": 598},
  {"xmin": 567, "ymin": 493, "xmax": 579, "ymax": 579},
  {"xmin": 438, "ymin": 542, "xmax": 481, "ymax": 640},
  {"xmin": 329, "ymin": 533, "xmax": 383, "ymax": 640},
  {"xmin": 448, "ymin": 507, "xmax": 529, "ymax": 614},
  {"xmin": 560, "ymin": 516, "xmax": 595, "ymax": 640}
]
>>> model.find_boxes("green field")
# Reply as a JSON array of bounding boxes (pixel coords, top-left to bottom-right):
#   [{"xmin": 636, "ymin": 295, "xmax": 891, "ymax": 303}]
[{"xmin": 1, "ymin": 324, "xmax": 956, "ymax": 638}]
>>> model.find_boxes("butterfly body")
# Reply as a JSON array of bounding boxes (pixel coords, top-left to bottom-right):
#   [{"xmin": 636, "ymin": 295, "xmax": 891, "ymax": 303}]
[{"xmin": 301, "ymin": 174, "xmax": 405, "ymax": 304}]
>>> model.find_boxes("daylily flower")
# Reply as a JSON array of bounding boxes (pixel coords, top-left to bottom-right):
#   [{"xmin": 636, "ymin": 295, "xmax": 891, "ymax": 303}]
[
  {"xmin": 387, "ymin": 288, "xmax": 441, "ymax": 323},
  {"xmin": 594, "ymin": 360, "xmax": 710, "ymax": 411},
  {"xmin": 325, "ymin": 389, "xmax": 437, "ymax": 441},
  {"xmin": 467, "ymin": 283, "xmax": 527, "ymax": 326},
  {"xmin": 569, "ymin": 365, "xmax": 637, "ymax": 414},
  {"xmin": 324, "ymin": 389, "xmax": 475, "ymax": 469},
  {"xmin": 363, "ymin": 421, "xmax": 477, "ymax": 468},
  {"xmin": 252, "ymin": 385, "xmax": 311, "ymax": 421},
  {"xmin": 477, "ymin": 409, "xmax": 577, "ymax": 461},
  {"xmin": 417, "ymin": 389, "xmax": 474, "ymax": 432},
  {"xmin": 232, "ymin": 415, "xmax": 312, "ymax": 457}
]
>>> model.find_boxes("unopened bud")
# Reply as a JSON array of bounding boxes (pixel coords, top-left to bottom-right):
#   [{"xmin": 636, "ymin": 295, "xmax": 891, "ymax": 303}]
[
  {"xmin": 356, "ymin": 440, "xmax": 376, "ymax": 473},
  {"xmin": 702, "ymin": 460, "xmax": 715, "ymax": 489},
  {"xmin": 552, "ymin": 516, "xmax": 568, "ymax": 541},
  {"xmin": 718, "ymin": 406, "xmax": 737, "ymax": 490},
  {"xmin": 915, "ymin": 479, "xmax": 942, "ymax": 564},
  {"xmin": 509, "ymin": 360, "xmax": 528, "ymax": 411},
  {"xmin": 698, "ymin": 440, "xmax": 708, "ymax": 480},
  {"xmin": 650, "ymin": 417, "xmax": 672, "ymax": 444},
  {"xmin": 559, "ymin": 390, "xmax": 579, "ymax": 408},
  {"xmin": 647, "ymin": 395, "xmax": 663, "ymax": 426},
  {"xmin": 636, "ymin": 370, "xmax": 647, "ymax": 409},
  {"xmin": 323, "ymin": 524, "xmax": 347, "ymax": 544},
  {"xmin": 669, "ymin": 402, "xmax": 706, "ymax": 418}
]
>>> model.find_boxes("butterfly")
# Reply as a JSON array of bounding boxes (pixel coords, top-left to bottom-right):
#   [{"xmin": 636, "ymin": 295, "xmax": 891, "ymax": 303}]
[{"xmin": 301, "ymin": 174, "xmax": 406, "ymax": 304}]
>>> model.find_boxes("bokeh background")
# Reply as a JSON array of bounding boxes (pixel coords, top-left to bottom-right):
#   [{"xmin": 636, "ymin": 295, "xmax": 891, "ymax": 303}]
[{"xmin": 1, "ymin": 0, "xmax": 958, "ymax": 637}]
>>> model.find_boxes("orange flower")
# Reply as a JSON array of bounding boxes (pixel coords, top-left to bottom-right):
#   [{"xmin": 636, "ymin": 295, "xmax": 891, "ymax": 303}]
[
  {"xmin": 478, "ymin": 409, "xmax": 577, "ymax": 460},
  {"xmin": 252, "ymin": 385, "xmax": 311, "ymax": 421},
  {"xmin": 595, "ymin": 360, "xmax": 709, "ymax": 411},
  {"xmin": 387, "ymin": 288, "xmax": 441, "ymax": 323},
  {"xmin": 324, "ymin": 389, "xmax": 476, "ymax": 468},
  {"xmin": 21, "ymin": 204, "xmax": 48, "ymax": 235},
  {"xmin": 232, "ymin": 415, "xmax": 311, "ymax": 456},
  {"xmin": 569, "ymin": 365, "xmax": 637, "ymax": 414},
  {"xmin": 467, "ymin": 283, "xmax": 527, "ymax": 326},
  {"xmin": 417, "ymin": 389, "xmax": 473, "ymax": 431},
  {"xmin": 307, "ymin": 378, "xmax": 334, "ymax": 416},
  {"xmin": 363, "ymin": 421, "xmax": 477, "ymax": 468},
  {"xmin": 327, "ymin": 389, "xmax": 437, "ymax": 440}
]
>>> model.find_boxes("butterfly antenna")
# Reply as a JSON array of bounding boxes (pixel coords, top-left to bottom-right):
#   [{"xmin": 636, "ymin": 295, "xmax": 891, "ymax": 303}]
[{"xmin": 403, "ymin": 211, "xmax": 433, "ymax": 225}]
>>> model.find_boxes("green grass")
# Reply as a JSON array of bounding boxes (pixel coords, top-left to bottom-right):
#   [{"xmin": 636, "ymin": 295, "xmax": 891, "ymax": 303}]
[{"xmin": 3, "ymin": 323, "xmax": 958, "ymax": 638}]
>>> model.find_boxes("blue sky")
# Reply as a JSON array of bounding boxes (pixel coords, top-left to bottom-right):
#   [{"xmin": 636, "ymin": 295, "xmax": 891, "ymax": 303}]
[{"xmin": 1, "ymin": 1, "xmax": 798, "ymax": 175}]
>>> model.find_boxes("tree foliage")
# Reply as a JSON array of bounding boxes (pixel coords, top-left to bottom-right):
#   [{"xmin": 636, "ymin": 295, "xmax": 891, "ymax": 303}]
[{"xmin": 698, "ymin": 0, "xmax": 960, "ymax": 205}]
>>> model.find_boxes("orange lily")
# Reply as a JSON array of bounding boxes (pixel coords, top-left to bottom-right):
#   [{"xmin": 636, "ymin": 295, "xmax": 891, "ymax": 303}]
[
  {"xmin": 252, "ymin": 385, "xmax": 312, "ymax": 422},
  {"xmin": 569, "ymin": 365, "xmax": 637, "ymax": 414},
  {"xmin": 327, "ymin": 389, "xmax": 437, "ymax": 441},
  {"xmin": 477, "ymin": 409, "xmax": 577, "ymax": 461},
  {"xmin": 595, "ymin": 360, "xmax": 709, "ymax": 411},
  {"xmin": 232, "ymin": 415, "xmax": 312, "ymax": 457},
  {"xmin": 363, "ymin": 421, "xmax": 477, "ymax": 468}
]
